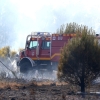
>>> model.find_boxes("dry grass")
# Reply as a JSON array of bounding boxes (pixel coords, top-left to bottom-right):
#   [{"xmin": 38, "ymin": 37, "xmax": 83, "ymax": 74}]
[
  {"xmin": 0, "ymin": 81, "xmax": 22, "ymax": 89},
  {"xmin": 33, "ymin": 80, "xmax": 67, "ymax": 86},
  {"xmin": 0, "ymin": 79, "xmax": 100, "ymax": 100}
]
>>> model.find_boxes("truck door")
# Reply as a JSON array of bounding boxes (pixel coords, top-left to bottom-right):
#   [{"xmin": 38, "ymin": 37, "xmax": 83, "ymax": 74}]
[
  {"xmin": 39, "ymin": 40, "xmax": 51, "ymax": 59},
  {"xmin": 26, "ymin": 40, "xmax": 39, "ymax": 58}
]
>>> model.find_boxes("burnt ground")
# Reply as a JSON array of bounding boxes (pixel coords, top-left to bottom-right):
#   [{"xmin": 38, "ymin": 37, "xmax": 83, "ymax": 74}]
[{"xmin": 0, "ymin": 78, "xmax": 100, "ymax": 100}]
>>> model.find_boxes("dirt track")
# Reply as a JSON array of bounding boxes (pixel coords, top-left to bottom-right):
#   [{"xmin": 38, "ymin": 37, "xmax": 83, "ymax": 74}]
[{"xmin": 0, "ymin": 78, "xmax": 100, "ymax": 100}]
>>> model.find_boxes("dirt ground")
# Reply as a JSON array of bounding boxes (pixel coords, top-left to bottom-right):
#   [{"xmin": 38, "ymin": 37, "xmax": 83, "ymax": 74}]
[{"xmin": 0, "ymin": 78, "xmax": 100, "ymax": 100}]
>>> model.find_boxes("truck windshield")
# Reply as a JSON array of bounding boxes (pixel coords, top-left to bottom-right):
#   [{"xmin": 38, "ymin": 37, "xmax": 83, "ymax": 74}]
[
  {"xmin": 29, "ymin": 41, "xmax": 39, "ymax": 49},
  {"xmin": 42, "ymin": 41, "xmax": 50, "ymax": 49}
]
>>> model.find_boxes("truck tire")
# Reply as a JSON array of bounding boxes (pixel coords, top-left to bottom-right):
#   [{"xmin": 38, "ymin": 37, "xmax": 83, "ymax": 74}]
[{"xmin": 20, "ymin": 62, "xmax": 32, "ymax": 73}]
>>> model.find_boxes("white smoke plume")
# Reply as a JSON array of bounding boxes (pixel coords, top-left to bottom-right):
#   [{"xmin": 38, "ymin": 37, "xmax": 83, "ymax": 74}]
[{"xmin": 0, "ymin": 57, "xmax": 58, "ymax": 81}]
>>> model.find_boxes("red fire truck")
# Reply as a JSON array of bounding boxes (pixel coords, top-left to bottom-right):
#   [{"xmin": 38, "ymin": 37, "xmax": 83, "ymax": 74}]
[{"xmin": 17, "ymin": 32, "xmax": 76, "ymax": 73}]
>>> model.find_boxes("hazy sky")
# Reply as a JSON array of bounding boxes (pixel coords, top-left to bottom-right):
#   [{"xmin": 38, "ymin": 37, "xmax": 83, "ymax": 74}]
[{"xmin": 1, "ymin": 0, "xmax": 100, "ymax": 51}]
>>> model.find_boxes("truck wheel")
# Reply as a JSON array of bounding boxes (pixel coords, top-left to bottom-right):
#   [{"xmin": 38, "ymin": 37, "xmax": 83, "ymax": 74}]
[{"xmin": 20, "ymin": 62, "xmax": 32, "ymax": 73}]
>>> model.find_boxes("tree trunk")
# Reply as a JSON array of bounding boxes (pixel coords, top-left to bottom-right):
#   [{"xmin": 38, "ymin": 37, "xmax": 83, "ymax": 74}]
[
  {"xmin": 81, "ymin": 82, "xmax": 85, "ymax": 98},
  {"xmin": 80, "ymin": 74, "xmax": 85, "ymax": 98},
  {"xmin": 80, "ymin": 64, "xmax": 85, "ymax": 98}
]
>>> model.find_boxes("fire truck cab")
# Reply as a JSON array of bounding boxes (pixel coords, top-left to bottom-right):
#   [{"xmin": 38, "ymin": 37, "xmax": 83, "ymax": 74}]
[{"xmin": 17, "ymin": 32, "xmax": 76, "ymax": 73}]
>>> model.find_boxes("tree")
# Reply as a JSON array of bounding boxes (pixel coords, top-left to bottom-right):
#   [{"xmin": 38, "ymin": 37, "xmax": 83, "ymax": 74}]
[
  {"xmin": 56, "ymin": 22, "xmax": 92, "ymax": 34},
  {"xmin": 57, "ymin": 25, "xmax": 100, "ymax": 97},
  {"xmin": 0, "ymin": 46, "xmax": 10, "ymax": 58},
  {"xmin": 0, "ymin": 46, "xmax": 17, "ymax": 59}
]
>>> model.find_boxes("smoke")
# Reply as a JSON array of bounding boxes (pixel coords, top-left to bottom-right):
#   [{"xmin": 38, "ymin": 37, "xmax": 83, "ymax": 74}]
[
  {"xmin": 0, "ymin": 0, "xmax": 18, "ymax": 47},
  {"xmin": 0, "ymin": 57, "xmax": 18, "ymax": 78},
  {"xmin": 20, "ymin": 70, "xmax": 57, "ymax": 81},
  {"xmin": 0, "ymin": 0, "xmax": 100, "ymax": 50},
  {"xmin": 0, "ymin": 57, "xmax": 57, "ymax": 81}
]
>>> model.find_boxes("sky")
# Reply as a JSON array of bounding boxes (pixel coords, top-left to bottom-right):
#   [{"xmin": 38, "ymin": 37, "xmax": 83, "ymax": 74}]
[{"xmin": 0, "ymin": 0, "xmax": 100, "ymax": 52}]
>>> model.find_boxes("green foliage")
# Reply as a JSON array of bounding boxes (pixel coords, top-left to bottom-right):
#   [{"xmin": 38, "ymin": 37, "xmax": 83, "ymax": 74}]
[
  {"xmin": 0, "ymin": 46, "xmax": 17, "ymax": 59},
  {"xmin": 0, "ymin": 46, "xmax": 10, "ymax": 58},
  {"xmin": 57, "ymin": 25, "xmax": 100, "ymax": 94},
  {"xmin": 56, "ymin": 22, "xmax": 95, "ymax": 34}
]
